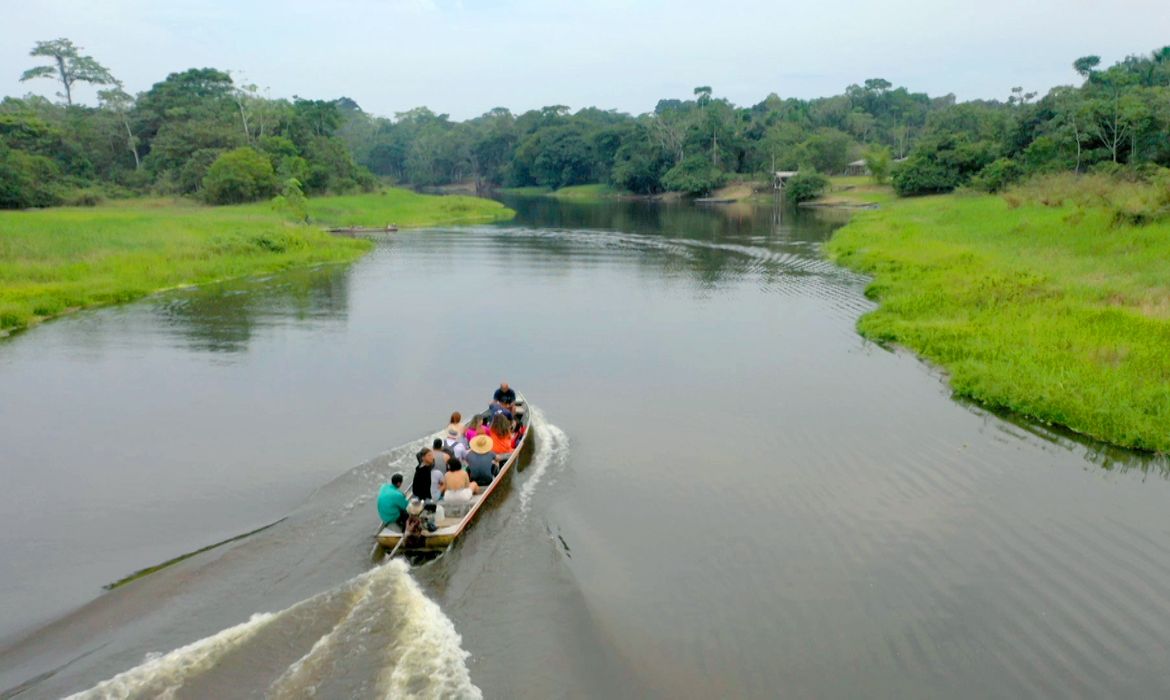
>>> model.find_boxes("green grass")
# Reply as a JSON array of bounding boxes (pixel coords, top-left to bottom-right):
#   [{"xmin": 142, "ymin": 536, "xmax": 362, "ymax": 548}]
[
  {"xmin": 495, "ymin": 183, "xmax": 621, "ymax": 201},
  {"xmin": 813, "ymin": 176, "xmax": 897, "ymax": 207},
  {"xmin": 495, "ymin": 186, "xmax": 552, "ymax": 197},
  {"xmin": 0, "ymin": 188, "xmax": 514, "ymax": 334},
  {"xmin": 294, "ymin": 188, "xmax": 514, "ymax": 227},
  {"xmin": 548, "ymin": 184, "xmax": 619, "ymax": 200},
  {"xmin": 827, "ymin": 185, "xmax": 1170, "ymax": 453}
]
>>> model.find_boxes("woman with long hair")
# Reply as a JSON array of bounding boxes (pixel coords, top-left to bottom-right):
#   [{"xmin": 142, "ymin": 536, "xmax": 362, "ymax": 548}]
[
  {"xmin": 489, "ymin": 412, "xmax": 513, "ymax": 456},
  {"xmin": 464, "ymin": 414, "xmax": 487, "ymax": 442}
]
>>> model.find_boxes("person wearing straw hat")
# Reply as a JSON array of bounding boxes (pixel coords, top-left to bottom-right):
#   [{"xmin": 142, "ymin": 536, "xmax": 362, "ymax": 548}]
[{"xmin": 466, "ymin": 434, "xmax": 498, "ymax": 487}]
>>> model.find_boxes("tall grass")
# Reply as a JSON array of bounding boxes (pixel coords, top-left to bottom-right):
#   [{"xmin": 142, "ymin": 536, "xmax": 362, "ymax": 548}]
[{"xmin": 827, "ymin": 176, "xmax": 1170, "ymax": 453}]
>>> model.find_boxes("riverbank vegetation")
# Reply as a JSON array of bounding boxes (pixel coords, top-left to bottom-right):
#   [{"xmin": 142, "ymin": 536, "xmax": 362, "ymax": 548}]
[
  {"xmin": 3, "ymin": 41, "xmax": 377, "ymax": 209},
  {"xmin": 5, "ymin": 41, "xmax": 1168, "ymax": 205},
  {"xmin": 828, "ymin": 173, "xmax": 1170, "ymax": 453},
  {"xmin": 0, "ymin": 189, "xmax": 512, "ymax": 333},
  {"xmin": 297, "ymin": 189, "xmax": 513, "ymax": 228},
  {"xmin": 336, "ymin": 47, "xmax": 1170, "ymax": 199},
  {"xmin": 0, "ymin": 200, "xmax": 368, "ymax": 333}
]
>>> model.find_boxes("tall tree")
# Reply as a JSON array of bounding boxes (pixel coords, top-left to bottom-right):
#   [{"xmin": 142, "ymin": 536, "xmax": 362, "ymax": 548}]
[
  {"xmin": 97, "ymin": 83, "xmax": 140, "ymax": 169},
  {"xmin": 20, "ymin": 38, "xmax": 115, "ymax": 106}
]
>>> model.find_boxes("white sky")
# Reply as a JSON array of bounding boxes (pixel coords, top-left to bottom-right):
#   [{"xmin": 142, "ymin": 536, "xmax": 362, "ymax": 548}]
[{"xmin": 2, "ymin": 0, "xmax": 1168, "ymax": 120}]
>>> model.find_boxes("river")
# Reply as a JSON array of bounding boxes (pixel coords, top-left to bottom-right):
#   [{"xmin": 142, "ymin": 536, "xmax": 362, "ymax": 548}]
[{"xmin": 1, "ymin": 196, "xmax": 1168, "ymax": 698}]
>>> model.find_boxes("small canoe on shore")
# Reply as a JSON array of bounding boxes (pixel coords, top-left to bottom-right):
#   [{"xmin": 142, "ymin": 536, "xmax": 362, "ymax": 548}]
[
  {"xmin": 376, "ymin": 395, "xmax": 531, "ymax": 553},
  {"xmin": 326, "ymin": 225, "xmax": 399, "ymax": 235}
]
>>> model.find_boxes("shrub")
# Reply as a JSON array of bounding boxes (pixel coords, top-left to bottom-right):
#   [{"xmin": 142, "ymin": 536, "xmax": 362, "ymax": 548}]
[
  {"xmin": 785, "ymin": 172, "xmax": 830, "ymax": 204},
  {"xmin": 271, "ymin": 177, "xmax": 309, "ymax": 223},
  {"xmin": 0, "ymin": 144, "xmax": 63, "ymax": 208},
  {"xmin": 202, "ymin": 147, "xmax": 278, "ymax": 205},
  {"xmin": 892, "ymin": 158, "xmax": 961, "ymax": 196},
  {"xmin": 864, "ymin": 145, "xmax": 892, "ymax": 184},
  {"xmin": 971, "ymin": 158, "xmax": 1024, "ymax": 193},
  {"xmin": 892, "ymin": 135, "xmax": 999, "ymax": 196},
  {"xmin": 61, "ymin": 188, "xmax": 104, "ymax": 207},
  {"xmin": 661, "ymin": 155, "xmax": 724, "ymax": 196}
]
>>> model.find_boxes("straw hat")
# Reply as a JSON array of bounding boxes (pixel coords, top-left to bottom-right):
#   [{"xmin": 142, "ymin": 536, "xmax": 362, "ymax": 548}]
[{"xmin": 470, "ymin": 434, "xmax": 493, "ymax": 454}]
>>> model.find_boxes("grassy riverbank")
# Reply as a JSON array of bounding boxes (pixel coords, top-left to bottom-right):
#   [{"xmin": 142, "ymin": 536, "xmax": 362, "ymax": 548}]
[
  {"xmin": 0, "ymin": 189, "xmax": 514, "ymax": 334},
  {"xmin": 813, "ymin": 176, "xmax": 897, "ymax": 207},
  {"xmin": 298, "ymin": 188, "xmax": 514, "ymax": 227},
  {"xmin": 496, "ymin": 183, "xmax": 622, "ymax": 201},
  {"xmin": 827, "ymin": 178, "xmax": 1170, "ymax": 453}
]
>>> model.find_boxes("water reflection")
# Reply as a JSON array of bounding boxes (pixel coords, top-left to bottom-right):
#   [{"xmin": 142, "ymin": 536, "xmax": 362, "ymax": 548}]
[
  {"xmin": 968, "ymin": 397, "xmax": 1170, "ymax": 477},
  {"xmin": 492, "ymin": 195, "xmax": 850, "ymax": 292},
  {"xmin": 496, "ymin": 194, "xmax": 839, "ymax": 244},
  {"xmin": 154, "ymin": 263, "xmax": 353, "ymax": 354}
]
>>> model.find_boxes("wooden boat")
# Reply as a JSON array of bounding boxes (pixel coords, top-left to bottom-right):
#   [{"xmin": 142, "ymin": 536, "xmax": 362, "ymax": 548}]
[
  {"xmin": 326, "ymin": 225, "xmax": 398, "ymax": 235},
  {"xmin": 375, "ymin": 395, "xmax": 531, "ymax": 553}
]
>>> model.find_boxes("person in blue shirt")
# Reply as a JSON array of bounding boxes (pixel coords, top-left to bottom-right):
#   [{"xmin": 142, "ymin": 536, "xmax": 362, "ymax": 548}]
[{"xmin": 377, "ymin": 473, "xmax": 409, "ymax": 528}]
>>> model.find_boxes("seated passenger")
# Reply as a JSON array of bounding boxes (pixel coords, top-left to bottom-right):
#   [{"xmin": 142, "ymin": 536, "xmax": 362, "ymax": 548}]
[
  {"xmin": 489, "ymin": 412, "xmax": 514, "ymax": 456},
  {"xmin": 377, "ymin": 473, "xmax": 409, "ymax": 528},
  {"xmin": 446, "ymin": 412, "xmax": 464, "ymax": 440},
  {"xmin": 441, "ymin": 461, "xmax": 479, "ymax": 503},
  {"xmin": 412, "ymin": 450, "xmax": 440, "ymax": 501},
  {"xmin": 494, "ymin": 382, "xmax": 516, "ymax": 409},
  {"xmin": 431, "ymin": 438, "xmax": 450, "ymax": 469},
  {"xmin": 466, "ymin": 435, "xmax": 499, "ymax": 487},
  {"xmin": 446, "ymin": 427, "xmax": 469, "ymax": 461},
  {"xmin": 464, "ymin": 414, "xmax": 488, "ymax": 442},
  {"xmin": 488, "ymin": 400, "xmax": 512, "ymax": 421}
]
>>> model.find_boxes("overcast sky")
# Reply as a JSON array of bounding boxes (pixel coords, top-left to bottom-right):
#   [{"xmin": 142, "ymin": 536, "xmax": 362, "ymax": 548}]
[{"xmin": 2, "ymin": 0, "xmax": 1168, "ymax": 120}]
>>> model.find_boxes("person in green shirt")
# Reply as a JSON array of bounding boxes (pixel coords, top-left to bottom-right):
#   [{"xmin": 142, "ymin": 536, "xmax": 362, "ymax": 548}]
[{"xmin": 377, "ymin": 473, "xmax": 409, "ymax": 528}]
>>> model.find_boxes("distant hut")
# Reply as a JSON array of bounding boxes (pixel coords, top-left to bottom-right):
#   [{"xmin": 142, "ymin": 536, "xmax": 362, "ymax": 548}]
[{"xmin": 845, "ymin": 159, "xmax": 869, "ymax": 177}]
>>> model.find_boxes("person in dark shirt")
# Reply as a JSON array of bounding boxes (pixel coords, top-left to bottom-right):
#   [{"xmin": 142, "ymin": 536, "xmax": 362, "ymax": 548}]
[
  {"xmin": 466, "ymin": 434, "xmax": 499, "ymax": 487},
  {"xmin": 493, "ymin": 382, "xmax": 516, "ymax": 408},
  {"xmin": 412, "ymin": 450, "xmax": 440, "ymax": 501}
]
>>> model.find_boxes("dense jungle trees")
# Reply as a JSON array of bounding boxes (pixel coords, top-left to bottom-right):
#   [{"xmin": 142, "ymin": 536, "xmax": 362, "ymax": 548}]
[{"xmin": 4, "ymin": 39, "xmax": 1170, "ymax": 208}]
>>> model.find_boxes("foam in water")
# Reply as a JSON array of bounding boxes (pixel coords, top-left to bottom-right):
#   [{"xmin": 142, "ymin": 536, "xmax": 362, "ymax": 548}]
[
  {"xmin": 63, "ymin": 412, "xmax": 570, "ymax": 699},
  {"xmin": 520, "ymin": 408, "xmax": 570, "ymax": 517},
  {"xmin": 66, "ymin": 548, "xmax": 480, "ymax": 700},
  {"xmin": 64, "ymin": 612, "xmax": 279, "ymax": 699}
]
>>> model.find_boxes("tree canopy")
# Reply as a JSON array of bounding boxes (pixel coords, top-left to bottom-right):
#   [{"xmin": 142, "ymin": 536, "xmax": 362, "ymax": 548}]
[{"xmin": 4, "ymin": 39, "xmax": 1170, "ymax": 208}]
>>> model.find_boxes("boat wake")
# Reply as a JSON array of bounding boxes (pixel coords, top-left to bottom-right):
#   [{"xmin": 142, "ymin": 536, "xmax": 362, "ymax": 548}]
[
  {"xmin": 65, "ymin": 559, "xmax": 480, "ymax": 700},
  {"xmin": 22, "ymin": 409, "xmax": 569, "ymax": 699},
  {"xmin": 520, "ymin": 407, "xmax": 570, "ymax": 517}
]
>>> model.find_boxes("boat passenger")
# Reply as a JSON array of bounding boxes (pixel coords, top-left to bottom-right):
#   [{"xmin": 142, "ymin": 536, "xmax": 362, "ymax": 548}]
[
  {"xmin": 488, "ymin": 400, "xmax": 513, "ymax": 421},
  {"xmin": 494, "ymin": 382, "xmax": 516, "ymax": 408},
  {"xmin": 377, "ymin": 473, "xmax": 409, "ymax": 528},
  {"xmin": 465, "ymin": 414, "xmax": 488, "ymax": 442},
  {"xmin": 489, "ymin": 412, "xmax": 514, "ymax": 454},
  {"xmin": 441, "ymin": 460, "xmax": 479, "ymax": 503},
  {"xmin": 447, "ymin": 412, "xmax": 464, "ymax": 439},
  {"xmin": 466, "ymin": 434, "xmax": 499, "ymax": 487},
  {"xmin": 446, "ymin": 427, "xmax": 469, "ymax": 460},
  {"xmin": 412, "ymin": 450, "xmax": 439, "ymax": 501},
  {"xmin": 431, "ymin": 438, "xmax": 450, "ymax": 470}
]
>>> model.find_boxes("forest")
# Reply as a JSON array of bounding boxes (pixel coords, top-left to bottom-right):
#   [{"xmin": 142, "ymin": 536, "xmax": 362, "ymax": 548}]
[{"xmin": 3, "ymin": 38, "xmax": 1170, "ymax": 209}]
